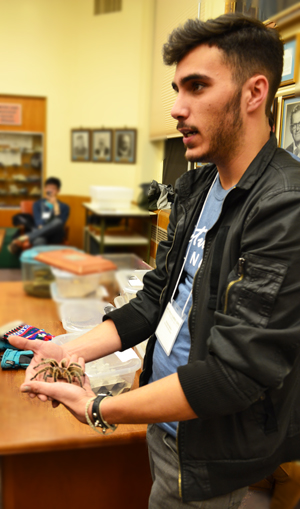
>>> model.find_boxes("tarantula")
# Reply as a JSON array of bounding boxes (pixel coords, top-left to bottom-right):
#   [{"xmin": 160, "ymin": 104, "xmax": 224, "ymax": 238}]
[{"xmin": 30, "ymin": 358, "xmax": 85, "ymax": 388}]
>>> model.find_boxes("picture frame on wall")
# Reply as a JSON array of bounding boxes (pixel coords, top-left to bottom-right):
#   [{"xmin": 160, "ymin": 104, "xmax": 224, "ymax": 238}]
[
  {"xmin": 280, "ymin": 95, "xmax": 300, "ymax": 158},
  {"xmin": 92, "ymin": 129, "xmax": 112, "ymax": 162},
  {"xmin": 71, "ymin": 129, "xmax": 90, "ymax": 161},
  {"xmin": 270, "ymin": 97, "xmax": 278, "ymax": 133},
  {"xmin": 114, "ymin": 129, "xmax": 137, "ymax": 164},
  {"xmin": 280, "ymin": 35, "xmax": 300, "ymax": 87}
]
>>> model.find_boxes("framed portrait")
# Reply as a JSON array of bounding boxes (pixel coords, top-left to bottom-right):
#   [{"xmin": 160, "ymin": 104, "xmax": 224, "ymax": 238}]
[
  {"xmin": 194, "ymin": 162, "xmax": 206, "ymax": 168},
  {"xmin": 280, "ymin": 35, "xmax": 300, "ymax": 87},
  {"xmin": 92, "ymin": 129, "xmax": 112, "ymax": 162},
  {"xmin": 114, "ymin": 129, "xmax": 137, "ymax": 164},
  {"xmin": 71, "ymin": 129, "xmax": 90, "ymax": 162},
  {"xmin": 270, "ymin": 97, "xmax": 278, "ymax": 133},
  {"xmin": 280, "ymin": 95, "xmax": 300, "ymax": 158}
]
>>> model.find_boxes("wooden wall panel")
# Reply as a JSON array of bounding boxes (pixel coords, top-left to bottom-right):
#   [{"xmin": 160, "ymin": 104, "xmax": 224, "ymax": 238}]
[
  {"xmin": 59, "ymin": 194, "xmax": 90, "ymax": 250},
  {"xmin": 0, "ymin": 95, "xmax": 46, "ymax": 133}
]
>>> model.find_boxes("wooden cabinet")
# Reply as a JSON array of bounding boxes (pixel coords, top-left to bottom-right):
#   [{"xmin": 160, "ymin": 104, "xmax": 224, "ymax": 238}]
[
  {"xmin": 0, "ymin": 95, "xmax": 46, "ymax": 210},
  {"xmin": 0, "ymin": 131, "xmax": 43, "ymax": 207}
]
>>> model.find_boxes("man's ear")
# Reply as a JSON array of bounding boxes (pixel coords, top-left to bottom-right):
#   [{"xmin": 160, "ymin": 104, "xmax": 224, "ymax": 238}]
[{"xmin": 244, "ymin": 74, "xmax": 269, "ymax": 113}]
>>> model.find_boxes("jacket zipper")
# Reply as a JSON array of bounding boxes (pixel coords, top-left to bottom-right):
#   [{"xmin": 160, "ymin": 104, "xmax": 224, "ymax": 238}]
[
  {"xmin": 176, "ymin": 237, "xmax": 214, "ymax": 500},
  {"xmin": 159, "ymin": 221, "xmax": 180, "ymax": 304},
  {"xmin": 223, "ymin": 257, "xmax": 245, "ymax": 314},
  {"xmin": 176, "ymin": 431, "xmax": 182, "ymax": 499}
]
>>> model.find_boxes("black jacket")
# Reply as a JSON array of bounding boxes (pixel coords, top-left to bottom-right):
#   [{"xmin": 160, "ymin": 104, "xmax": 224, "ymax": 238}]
[{"xmin": 105, "ymin": 135, "xmax": 300, "ymax": 501}]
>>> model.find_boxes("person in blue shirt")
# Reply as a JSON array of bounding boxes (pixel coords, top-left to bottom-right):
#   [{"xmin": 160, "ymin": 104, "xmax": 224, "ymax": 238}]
[{"xmin": 9, "ymin": 177, "xmax": 69, "ymax": 255}]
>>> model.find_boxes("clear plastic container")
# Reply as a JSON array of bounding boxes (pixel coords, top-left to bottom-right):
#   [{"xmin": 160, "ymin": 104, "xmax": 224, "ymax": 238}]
[
  {"xmin": 50, "ymin": 266, "xmax": 102, "ymax": 298},
  {"xmin": 60, "ymin": 300, "xmax": 107, "ymax": 332},
  {"xmin": 86, "ymin": 350, "xmax": 141, "ymax": 395},
  {"xmin": 115, "ymin": 269, "xmax": 150, "ymax": 303},
  {"xmin": 113, "ymin": 294, "xmax": 149, "ymax": 362},
  {"xmin": 101, "ymin": 253, "xmax": 152, "ymax": 271},
  {"xmin": 114, "ymin": 295, "xmax": 127, "ymax": 308},
  {"xmin": 90, "ymin": 186, "xmax": 134, "ymax": 210},
  {"xmin": 52, "ymin": 331, "xmax": 83, "ymax": 345},
  {"xmin": 52, "ymin": 331, "xmax": 141, "ymax": 395},
  {"xmin": 20, "ymin": 245, "xmax": 79, "ymax": 298}
]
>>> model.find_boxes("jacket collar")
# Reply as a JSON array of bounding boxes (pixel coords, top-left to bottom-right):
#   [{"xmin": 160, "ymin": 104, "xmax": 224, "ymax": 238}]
[{"xmin": 175, "ymin": 133, "xmax": 278, "ymax": 204}]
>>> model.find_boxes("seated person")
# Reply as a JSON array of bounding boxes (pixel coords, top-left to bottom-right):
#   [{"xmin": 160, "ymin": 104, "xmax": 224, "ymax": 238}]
[{"xmin": 9, "ymin": 177, "xmax": 69, "ymax": 255}]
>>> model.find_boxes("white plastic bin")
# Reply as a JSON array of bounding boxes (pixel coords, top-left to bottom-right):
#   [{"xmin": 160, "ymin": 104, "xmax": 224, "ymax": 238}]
[{"xmin": 90, "ymin": 186, "xmax": 133, "ymax": 210}]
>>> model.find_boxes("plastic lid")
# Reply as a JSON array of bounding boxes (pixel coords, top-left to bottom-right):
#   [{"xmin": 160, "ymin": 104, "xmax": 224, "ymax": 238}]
[
  {"xmin": 60, "ymin": 299, "xmax": 107, "ymax": 332},
  {"xmin": 20, "ymin": 245, "xmax": 79, "ymax": 265}
]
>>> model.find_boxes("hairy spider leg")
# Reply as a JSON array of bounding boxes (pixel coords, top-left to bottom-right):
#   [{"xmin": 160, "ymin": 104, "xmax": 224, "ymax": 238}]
[
  {"xmin": 30, "ymin": 366, "xmax": 55, "ymax": 381},
  {"xmin": 69, "ymin": 362, "xmax": 83, "ymax": 369},
  {"xmin": 68, "ymin": 368, "xmax": 84, "ymax": 388},
  {"xmin": 34, "ymin": 358, "xmax": 59, "ymax": 370}
]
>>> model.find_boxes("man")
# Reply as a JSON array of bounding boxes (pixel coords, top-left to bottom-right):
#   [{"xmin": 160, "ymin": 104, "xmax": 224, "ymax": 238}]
[
  {"xmin": 10, "ymin": 14, "xmax": 300, "ymax": 508},
  {"xmin": 9, "ymin": 177, "xmax": 69, "ymax": 255},
  {"xmin": 73, "ymin": 134, "xmax": 88, "ymax": 158},
  {"xmin": 286, "ymin": 103, "xmax": 300, "ymax": 157},
  {"xmin": 94, "ymin": 136, "xmax": 110, "ymax": 159},
  {"xmin": 117, "ymin": 133, "xmax": 132, "ymax": 158}
]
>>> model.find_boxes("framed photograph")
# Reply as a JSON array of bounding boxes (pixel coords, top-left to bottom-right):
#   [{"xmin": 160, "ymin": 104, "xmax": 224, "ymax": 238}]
[
  {"xmin": 114, "ymin": 129, "xmax": 137, "ymax": 164},
  {"xmin": 280, "ymin": 95, "xmax": 300, "ymax": 158},
  {"xmin": 270, "ymin": 97, "xmax": 278, "ymax": 133},
  {"xmin": 92, "ymin": 129, "xmax": 112, "ymax": 162},
  {"xmin": 280, "ymin": 35, "xmax": 300, "ymax": 87},
  {"xmin": 71, "ymin": 129, "xmax": 90, "ymax": 161}
]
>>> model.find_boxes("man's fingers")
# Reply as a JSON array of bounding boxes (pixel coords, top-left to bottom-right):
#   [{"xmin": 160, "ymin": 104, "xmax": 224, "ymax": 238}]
[
  {"xmin": 21, "ymin": 381, "xmax": 58, "ymax": 398},
  {"xmin": 8, "ymin": 335, "xmax": 33, "ymax": 351}
]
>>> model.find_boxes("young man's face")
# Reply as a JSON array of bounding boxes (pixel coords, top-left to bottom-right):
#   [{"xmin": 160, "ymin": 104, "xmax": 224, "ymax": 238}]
[
  {"xmin": 171, "ymin": 44, "xmax": 244, "ymax": 165},
  {"xmin": 290, "ymin": 109, "xmax": 300, "ymax": 146},
  {"xmin": 44, "ymin": 184, "xmax": 59, "ymax": 199}
]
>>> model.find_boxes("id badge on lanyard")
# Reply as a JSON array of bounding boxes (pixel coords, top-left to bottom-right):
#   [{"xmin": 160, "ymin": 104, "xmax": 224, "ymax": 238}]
[
  {"xmin": 156, "ymin": 301, "xmax": 186, "ymax": 356},
  {"xmin": 155, "ymin": 174, "xmax": 217, "ymax": 357},
  {"xmin": 42, "ymin": 210, "xmax": 51, "ymax": 220}
]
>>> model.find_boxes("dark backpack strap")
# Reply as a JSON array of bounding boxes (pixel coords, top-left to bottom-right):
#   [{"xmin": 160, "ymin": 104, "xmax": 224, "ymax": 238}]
[{"xmin": 207, "ymin": 225, "xmax": 230, "ymax": 310}]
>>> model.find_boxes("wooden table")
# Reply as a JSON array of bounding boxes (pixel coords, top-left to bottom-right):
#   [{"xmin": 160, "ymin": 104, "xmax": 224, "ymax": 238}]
[
  {"xmin": 82, "ymin": 203, "xmax": 153, "ymax": 261},
  {"xmin": 0, "ymin": 282, "xmax": 152, "ymax": 509}
]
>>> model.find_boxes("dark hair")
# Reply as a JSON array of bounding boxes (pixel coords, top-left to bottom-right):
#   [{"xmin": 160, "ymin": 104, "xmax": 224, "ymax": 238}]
[
  {"xmin": 163, "ymin": 14, "xmax": 283, "ymax": 115},
  {"xmin": 45, "ymin": 177, "xmax": 61, "ymax": 190}
]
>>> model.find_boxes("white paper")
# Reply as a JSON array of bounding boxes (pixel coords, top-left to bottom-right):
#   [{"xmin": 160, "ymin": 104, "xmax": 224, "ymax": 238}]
[{"xmin": 115, "ymin": 349, "xmax": 138, "ymax": 362}]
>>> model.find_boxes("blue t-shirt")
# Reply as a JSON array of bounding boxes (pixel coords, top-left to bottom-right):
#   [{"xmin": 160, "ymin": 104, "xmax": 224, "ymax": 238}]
[{"xmin": 150, "ymin": 174, "xmax": 230, "ymax": 437}]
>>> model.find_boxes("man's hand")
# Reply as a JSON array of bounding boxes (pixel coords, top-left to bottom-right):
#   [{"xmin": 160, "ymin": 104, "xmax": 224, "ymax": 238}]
[
  {"xmin": 8, "ymin": 335, "xmax": 67, "ymax": 402},
  {"xmin": 20, "ymin": 356, "xmax": 95, "ymax": 424}
]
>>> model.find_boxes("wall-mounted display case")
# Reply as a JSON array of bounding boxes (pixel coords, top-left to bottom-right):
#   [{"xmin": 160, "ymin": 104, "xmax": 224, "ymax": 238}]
[{"xmin": 0, "ymin": 131, "xmax": 43, "ymax": 208}]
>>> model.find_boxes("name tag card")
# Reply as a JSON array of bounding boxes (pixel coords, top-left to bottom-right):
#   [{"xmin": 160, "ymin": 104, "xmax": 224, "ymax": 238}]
[{"xmin": 156, "ymin": 302, "xmax": 185, "ymax": 356}]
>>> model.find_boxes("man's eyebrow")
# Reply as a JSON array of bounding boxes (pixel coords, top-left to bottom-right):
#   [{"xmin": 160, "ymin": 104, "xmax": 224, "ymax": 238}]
[{"xmin": 172, "ymin": 73, "xmax": 211, "ymax": 90}]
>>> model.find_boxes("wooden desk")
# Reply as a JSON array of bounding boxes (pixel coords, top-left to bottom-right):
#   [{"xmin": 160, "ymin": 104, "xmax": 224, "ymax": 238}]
[
  {"xmin": 83, "ymin": 203, "xmax": 153, "ymax": 261},
  {"xmin": 0, "ymin": 282, "xmax": 152, "ymax": 509}
]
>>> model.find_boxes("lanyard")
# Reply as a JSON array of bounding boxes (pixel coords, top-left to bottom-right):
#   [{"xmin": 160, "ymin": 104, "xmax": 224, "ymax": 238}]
[{"xmin": 170, "ymin": 174, "xmax": 218, "ymax": 317}]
